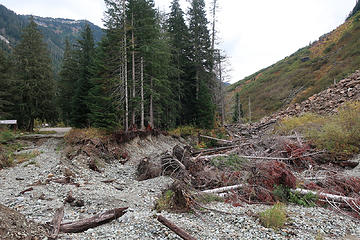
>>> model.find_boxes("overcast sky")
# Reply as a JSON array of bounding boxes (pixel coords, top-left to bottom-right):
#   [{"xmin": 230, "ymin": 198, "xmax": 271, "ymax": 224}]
[{"xmin": 0, "ymin": 0, "xmax": 356, "ymax": 83}]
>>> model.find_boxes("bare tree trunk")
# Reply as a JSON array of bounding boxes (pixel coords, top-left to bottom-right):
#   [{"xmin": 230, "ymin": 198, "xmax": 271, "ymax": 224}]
[
  {"xmin": 131, "ymin": 12, "xmax": 136, "ymax": 128},
  {"xmin": 211, "ymin": 0, "xmax": 217, "ymax": 52},
  {"xmin": 218, "ymin": 53, "xmax": 225, "ymax": 126},
  {"xmin": 140, "ymin": 57, "xmax": 144, "ymax": 130},
  {"xmin": 123, "ymin": 0, "xmax": 129, "ymax": 132},
  {"xmin": 237, "ymin": 97, "xmax": 241, "ymax": 123},
  {"xmin": 149, "ymin": 76, "xmax": 154, "ymax": 128}
]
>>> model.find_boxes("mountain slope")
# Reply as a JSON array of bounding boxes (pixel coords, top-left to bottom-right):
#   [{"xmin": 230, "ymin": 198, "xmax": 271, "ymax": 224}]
[
  {"xmin": 0, "ymin": 4, "xmax": 103, "ymax": 72},
  {"xmin": 227, "ymin": 11, "xmax": 360, "ymax": 122}
]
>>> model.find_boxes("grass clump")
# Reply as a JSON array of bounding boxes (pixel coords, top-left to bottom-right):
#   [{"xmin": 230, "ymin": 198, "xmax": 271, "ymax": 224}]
[
  {"xmin": 13, "ymin": 150, "xmax": 41, "ymax": 165},
  {"xmin": 155, "ymin": 190, "xmax": 175, "ymax": 212},
  {"xmin": 211, "ymin": 154, "xmax": 248, "ymax": 171},
  {"xmin": 259, "ymin": 202, "xmax": 287, "ymax": 229},
  {"xmin": 0, "ymin": 130, "xmax": 16, "ymax": 143},
  {"xmin": 274, "ymin": 113, "xmax": 324, "ymax": 135},
  {"xmin": 195, "ymin": 193, "xmax": 223, "ymax": 204}
]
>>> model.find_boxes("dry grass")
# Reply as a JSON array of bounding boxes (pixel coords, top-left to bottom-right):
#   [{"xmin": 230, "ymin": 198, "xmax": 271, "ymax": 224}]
[
  {"xmin": 64, "ymin": 128, "xmax": 106, "ymax": 145},
  {"xmin": 259, "ymin": 202, "xmax": 287, "ymax": 229},
  {"xmin": 276, "ymin": 101, "xmax": 360, "ymax": 155}
]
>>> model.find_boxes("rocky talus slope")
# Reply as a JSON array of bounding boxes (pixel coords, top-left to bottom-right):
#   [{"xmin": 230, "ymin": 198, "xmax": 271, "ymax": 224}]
[{"xmin": 229, "ymin": 70, "xmax": 360, "ymax": 135}]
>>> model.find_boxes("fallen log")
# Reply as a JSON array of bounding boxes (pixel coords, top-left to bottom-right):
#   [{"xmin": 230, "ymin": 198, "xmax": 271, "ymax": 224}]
[
  {"xmin": 199, "ymin": 135, "xmax": 233, "ymax": 144},
  {"xmin": 290, "ymin": 188, "xmax": 359, "ymax": 203},
  {"xmin": 192, "ymin": 145, "xmax": 238, "ymax": 156},
  {"xmin": 60, "ymin": 207, "xmax": 128, "ymax": 233},
  {"xmin": 157, "ymin": 215, "xmax": 196, "ymax": 240},
  {"xmin": 49, "ymin": 206, "xmax": 64, "ymax": 240},
  {"xmin": 20, "ymin": 187, "xmax": 33, "ymax": 195},
  {"xmin": 201, "ymin": 184, "xmax": 244, "ymax": 194}
]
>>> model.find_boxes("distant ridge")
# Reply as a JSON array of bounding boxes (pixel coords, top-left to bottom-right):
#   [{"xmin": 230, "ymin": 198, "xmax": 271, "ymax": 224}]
[{"xmin": 0, "ymin": 4, "xmax": 104, "ymax": 72}]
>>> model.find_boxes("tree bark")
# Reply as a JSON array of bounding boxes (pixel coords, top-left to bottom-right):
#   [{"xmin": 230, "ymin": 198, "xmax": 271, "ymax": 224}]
[
  {"xmin": 123, "ymin": 0, "xmax": 129, "ymax": 132},
  {"xmin": 140, "ymin": 57, "xmax": 144, "ymax": 130},
  {"xmin": 149, "ymin": 76, "xmax": 154, "ymax": 128},
  {"xmin": 201, "ymin": 184, "xmax": 243, "ymax": 194},
  {"xmin": 60, "ymin": 208, "xmax": 128, "ymax": 233},
  {"xmin": 157, "ymin": 215, "xmax": 196, "ymax": 240},
  {"xmin": 131, "ymin": 12, "xmax": 136, "ymax": 127}
]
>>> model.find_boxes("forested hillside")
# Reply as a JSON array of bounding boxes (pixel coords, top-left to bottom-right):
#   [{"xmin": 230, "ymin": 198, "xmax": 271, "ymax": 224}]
[
  {"xmin": 0, "ymin": 4, "xmax": 103, "ymax": 72},
  {"xmin": 227, "ymin": 9, "xmax": 360, "ymax": 122},
  {"xmin": 0, "ymin": 0, "xmax": 226, "ymax": 131}
]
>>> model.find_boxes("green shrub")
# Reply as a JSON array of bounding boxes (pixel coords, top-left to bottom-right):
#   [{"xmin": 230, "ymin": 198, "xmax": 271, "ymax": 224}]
[
  {"xmin": 288, "ymin": 191, "xmax": 317, "ymax": 207},
  {"xmin": 272, "ymin": 185, "xmax": 318, "ymax": 207},
  {"xmin": 272, "ymin": 185, "xmax": 289, "ymax": 203},
  {"xmin": 307, "ymin": 102, "xmax": 360, "ymax": 154},
  {"xmin": 259, "ymin": 202, "xmax": 287, "ymax": 229},
  {"xmin": 275, "ymin": 102, "xmax": 360, "ymax": 155},
  {"xmin": 0, "ymin": 130, "xmax": 15, "ymax": 143}
]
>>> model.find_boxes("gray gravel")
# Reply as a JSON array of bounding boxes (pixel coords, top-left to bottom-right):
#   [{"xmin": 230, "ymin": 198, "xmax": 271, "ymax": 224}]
[{"xmin": 0, "ymin": 137, "xmax": 359, "ymax": 240}]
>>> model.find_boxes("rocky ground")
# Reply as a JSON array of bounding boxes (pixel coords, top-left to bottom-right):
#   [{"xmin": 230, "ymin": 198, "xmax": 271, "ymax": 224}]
[{"xmin": 0, "ymin": 133, "xmax": 359, "ymax": 240}]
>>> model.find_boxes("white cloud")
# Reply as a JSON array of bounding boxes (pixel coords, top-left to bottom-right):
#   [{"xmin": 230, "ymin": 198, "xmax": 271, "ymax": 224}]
[{"xmin": 0, "ymin": 0, "xmax": 356, "ymax": 83}]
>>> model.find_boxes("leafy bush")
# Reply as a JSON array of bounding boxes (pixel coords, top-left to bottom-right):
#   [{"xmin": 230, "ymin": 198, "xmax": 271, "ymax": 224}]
[
  {"xmin": 288, "ymin": 191, "xmax": 317, "ymax": 207},
  {"xmin": 275, "ymin": 102, "xmax": 360, "ymax": 155},
  {"xmin": 307, "ymin": 102, "xmax": 360, "ymax": 154},
  {"xmin": 272, "ymin": 185, "xmax": 318, "ymax": 207},
  {"xmin": 259, "ymin": 202, "xmax": 287, "ymax": 229}
]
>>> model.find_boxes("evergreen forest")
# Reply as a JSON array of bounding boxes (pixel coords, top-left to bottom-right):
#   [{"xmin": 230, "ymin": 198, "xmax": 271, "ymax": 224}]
[{"xmin": 0, "ymin": 0, "xmax": 226, "ymax": 131}]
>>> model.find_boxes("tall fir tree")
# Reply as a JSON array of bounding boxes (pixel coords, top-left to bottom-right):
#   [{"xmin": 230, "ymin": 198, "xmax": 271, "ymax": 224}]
[
  {"xmin": 13, "ymin": 19, "xmax": 56, "ymax": 131},
  {"xmin": 58, "ymin": 38, "xmax": 77, "ymax": 126},
  {"xmin": 188, "ymin": 0, "xmax": 215, "ymax": 128},
  {"xmin": 232, "ymin": 92, "xmax": 243, "ymax": 123},
  {"xmin": 103, "ymin": 0, "xmax": 128, "ymax": 130},
  {"xmin": 0, "ymin": 49, "xmax": 14, "ymax": 118},
  {"xmin": 0, "ymin": 49, "xmax": 12, "ymax": 119},
  {"xmin": 88, "ymin": 36, "xmax": 118, "ymax": 129},
  {"xmin": 71, "ymin": 24, "xmax": 95, "ymax": 128},
  {"xmin": 167, "ymin": 0, "xmax": 191, "ymax": 126}
]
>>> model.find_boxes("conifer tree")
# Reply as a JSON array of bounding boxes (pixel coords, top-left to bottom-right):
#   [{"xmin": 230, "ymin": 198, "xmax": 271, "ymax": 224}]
[
  {"xmin": 188, "ymin": 0, "xmax": 215, "ymax": 128},
  {"xmin": 88, "ymin": 37, "xmax": 118, "ymax": 129},
  {"xmin": 13, "ymin": 19, "xmax": 56, "ymax": 131},
  {"xmin": 0, "ymin": 49, "xmax": 13, "ymax": 118},
  {"xmin": 103, "ymin": 0, "xmax": 128, "ymax": 130},
  {"xmin": 232, "ymin": 92, "xmax": 243, "ymax": 123},
  {"xmin": 58, "ymin": 38, "xmax": 77, "ymax": 126},
  {"xmin": 71, "ymin": 24, "xmax": 95, "ymax": 128},
  {"xmin": 167, "ymin": 0, "xmax": 191, "ymax": 125}
]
